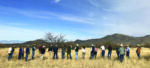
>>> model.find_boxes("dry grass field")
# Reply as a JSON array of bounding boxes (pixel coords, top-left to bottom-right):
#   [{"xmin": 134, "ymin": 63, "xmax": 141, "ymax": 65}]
[{"xmin": 0, "ymin": 48, "xmax": 150, "ymax": 68}]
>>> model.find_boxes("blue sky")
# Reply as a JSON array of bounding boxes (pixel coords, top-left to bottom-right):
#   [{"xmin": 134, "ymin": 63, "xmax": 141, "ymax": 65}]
[{"xmin": 0, "ymin": 0, "xmax": 150, "ymax": 41}]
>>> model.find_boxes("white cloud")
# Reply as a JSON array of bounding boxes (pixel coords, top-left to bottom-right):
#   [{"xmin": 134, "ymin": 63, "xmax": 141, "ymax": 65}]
[{"xmin": 54, "ymin": 0, "xmax": 61, "ymax": 3}]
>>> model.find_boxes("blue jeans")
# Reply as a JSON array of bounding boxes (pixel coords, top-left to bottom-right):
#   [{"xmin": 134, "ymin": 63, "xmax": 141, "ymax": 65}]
[
  {"xmin": 62, "ymin": 52, "xmax": 65, "ymax": 59},
  {"xmin": 137, "ymin": 53, "xmax": 140, "ymax": 59},
  {"xmin": 120, "ymin": 54, "xmax": 124, "ymax": 62},
  {"xmin": 8, "ymin": 53, "xmax": 12, "ymax": 60},
  {"xmin": 53, "ymin": 52, "xmax": 58, "ymax": 59},
  {"xmin": 101, "ymin": 50, "xmax": 105, "ymax": 58},
  {"xmin": 18, "ymin": 53, "xmax": 22, "ymax": 60},
  {"xmin": 75, "ymin": 52, "xmax": 78, "ymax": 60},
  {"xmin": 25, "ymin": 53, "xmax": 29, "ymax": 61},
  {"xmin": 90, "ymin": 51, "xmax": 94, "ymax": 59},
  {"xmin": 32, "ymin": 51, "xmax": 35, "ymax": 59},
  {"xmin": 117, "ymin": 52, "xmax": 120, "ymax": 59},
  {"xmin": 126, "ymin": 51, "xmax": 130, "ymax": 58},
  {"xmin": 108, "ymin": 51, "xmax": 112, "ymax": 59},
  {"xmin": 67, "ymin": 52, "xmax": 72, "ymax": 59}
]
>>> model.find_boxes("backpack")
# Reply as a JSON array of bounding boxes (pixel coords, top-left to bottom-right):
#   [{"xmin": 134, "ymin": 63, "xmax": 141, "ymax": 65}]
[{"xmin": 95, "ymin": 47, "xmax": 97, "ymax": 52}]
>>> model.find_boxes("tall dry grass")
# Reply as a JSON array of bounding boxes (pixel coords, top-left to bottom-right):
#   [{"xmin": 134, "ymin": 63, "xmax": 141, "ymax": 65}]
[{"xmin": 0, "ymin": 48, "xmax": 150, "ymax": 68}]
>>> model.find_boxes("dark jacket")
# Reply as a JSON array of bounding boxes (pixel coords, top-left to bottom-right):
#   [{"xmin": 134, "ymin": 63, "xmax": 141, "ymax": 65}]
[
  {"xmin": 48, "ymin": 46, "xmax": 53, "ymax": 51},
  {"xmin": 62, "ymin": 47, "xmax": 65, "ymax": 53},
  {"xmin": 32, "ymin": 46, "xmax": 36, "ymax": 51},
  {"xmin": 26, "ymin": 48, "xmax": 30, "ymax": 54},
  {"xmin": 91, "ymin": 46, "xmax": 95, "ymax": 52},
  {"xmin": 67, "ymin": 46, "xmax": 71, "ymax": 53},
  {"xmin": 75, "ymin": 46, "xmax": 79, "ymax": 52},
  {"xmin": 108, "ymin": 46, "xmax": 112, "ymax": 52},
  {"xmin": 19, "ymin": 48, "xmax": 22, "ymax": 54},
  {"xmin": 41, "ymin": 48, "xmax": 45, "ymax": 54},
  {"xmin": 53, "ymin": 47, "xmax": 58, "ymax": 53}
]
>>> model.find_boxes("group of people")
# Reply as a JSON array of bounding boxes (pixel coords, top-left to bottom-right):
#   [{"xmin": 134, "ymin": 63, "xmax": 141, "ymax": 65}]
[{"xmin": 7, "ymin": 44, "xmax": 142, "ymax": 62}]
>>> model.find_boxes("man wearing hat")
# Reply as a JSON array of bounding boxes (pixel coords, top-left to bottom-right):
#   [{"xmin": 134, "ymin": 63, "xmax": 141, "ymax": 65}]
[
  {"xmin": 126, "ymin": 44, "xmax": 130, "ymax": 58},
  {"xmin": 32, "ymin": 44, "xmax": 36, "ymax": 59},
  {"xmin": 119, "ymin": 44, "xmax": 125, "ymax": 62},
  {"xmin": 75, "ymin": 44, "xmax": 79, "ymax": 60}
]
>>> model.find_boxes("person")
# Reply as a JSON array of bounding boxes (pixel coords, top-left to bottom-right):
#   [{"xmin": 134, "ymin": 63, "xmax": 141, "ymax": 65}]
[
  {"xmin": 11, "ymin": 46, "xmax": 15, "ymax": 58},
  {"xmin": 32, "ymin": 45, "xmax": 36, "ymax": 59},
  {"xmin": 25, "ymin": 46, "xmax": 30, "ymax": 61},
  {"xmin": 82, "ymin": 46, "xmax": 86, "ymax": 59},
  {"xmin": 61, "ymin": 45, "xmax": 65, "ymax": 59},
  {"xmin": 94, "ymin": 46, "xmax": 97, "ymax": 59},
  {"xmin": 75, "ymin": 44, "xmax": 79, "ymax": 60},
  {"xmin": 18, "ymin": 47, "xmax": 23, "ymax": 60},
  {"xmin": 21, "ymin": 47, "xmax": 24, "ymax": 59},
  {"xmin": 41, "ymin": 46, "xmax": 46, "ymax": 60},
  {"xmin": 119, "ymin": 44, "xmax": 125, "ymax": 62},
  {"xmin": 67, "ymin": 45, "xmax": 72, "ymax": 59},
  {"xmin": 136, "ymin": 44, "xmax": 141, "ymax": 59},
  {"xmin": 116, "ymin": 44, "xmax": 120, "ymax": 59},
  {"xmin": 48, "ymin": 45, "xmax": 53, "ymax": 58},
  {"xmin": 39, "ymin": 45, "xmax": 42, "ymax": 57},
  {"xmin": 53, "ymin": 45, "xmax": 59, "ymax": 59},
  {"xmin": 108, "ymin": 45, "xmax": 112, "ymax": 59},
  {"xmin": 126, "ymin": 44, "xmax": 130, "ymax": 58},
  {"xmin": 90, "ymin": 44, "xmax": 95, "ymax": 59},
  {"xmin": 101, "ymin": 45, "xmax": 105, "ymax": 58},
  {"xmin": 8, "ymin": 47, "xmax": 12, "ymax": 60}
]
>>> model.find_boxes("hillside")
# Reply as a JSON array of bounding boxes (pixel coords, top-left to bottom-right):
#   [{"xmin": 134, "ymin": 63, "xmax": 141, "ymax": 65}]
[{"xmin": 75, "ymin": 33, "xmax": 150, "ymax": 45}]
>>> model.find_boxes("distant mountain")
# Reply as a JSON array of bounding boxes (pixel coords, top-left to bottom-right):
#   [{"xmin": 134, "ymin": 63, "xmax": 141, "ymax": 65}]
[
  {"xmin": 75, "ymin": 33, "xmax": 150, "ymax": 45},
  {"xmin": 0, "ymin": 40, "xmax": 24, "ymax": 44}
]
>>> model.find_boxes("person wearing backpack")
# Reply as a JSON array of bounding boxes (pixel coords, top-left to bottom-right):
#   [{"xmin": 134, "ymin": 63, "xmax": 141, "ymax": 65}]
[
  {"xmin": 94, "ymin": 46, "xmax": 98, "ymax": 59},
  {"xmin": 108, "ymin": 45, "xmax": 112, "ymax": 59},
  {"xmin": 75, "ymin": 44, "xmax": 79, "ymax": 60},
  {"xmin": 11, "ymin": 46, "xmax": 15, "ymax": 58},
  {"xmin": 32, "ymin": 45, "xmax": 36, "ymax": 59},
  {"xmin": 101, "ymin": 45, "xmax": 105, "ymax": 58}
]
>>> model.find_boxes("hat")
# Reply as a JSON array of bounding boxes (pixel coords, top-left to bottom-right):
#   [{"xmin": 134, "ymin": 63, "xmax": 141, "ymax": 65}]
[
  {"xmin": 76, "ymin": 44, "xmax": 79, "ymax": 46},
  {"xmin": 137, "ymin": 44, "xmax": 140, "ymax": 47},
  {"xmin": 43, "ymin": 46, "xmax": 46, "ymax": 48},
  {"xmin": 120, "ymin": 44, "xmax": 123, "ymax": 47},
  {"xmin": 92, "ymin": 44, "xmax": 94, "ymax": 46}
]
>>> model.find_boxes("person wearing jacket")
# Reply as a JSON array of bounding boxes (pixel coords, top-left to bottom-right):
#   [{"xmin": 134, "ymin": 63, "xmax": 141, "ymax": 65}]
[
  {"xmin": 116, "ymin": 44, "xmax": 120, "ymax": 59},
  {"xmin": 136, "ymin": 44, "xmax": 141, "ymax": 59},
  {"xmin": 18, "ymin": 47, "xmax": 23, "ymax": 60},
  {"xmin": 90, "ymin": 44, "xmax": 95, "ymax": 59},
  {"xmin": 108, "ymin": 45, "xmax": 112, "ymax": 59},
  {"xmin": 41, "ymin": 46, "xmax": 46, "ymax": 60},
  {"xmin": 8, "ymin": 47, "xmax": 12, "ymax": 60},
  {"xmin": 67, "ymin": 45, "xmax": 72, "ymax": 59},
  {"xmin": 48, "ymin": 45, "xmax": 53, "ymax": 58},
  {"xmin": 94, "ymin": 46, "xmax": 98, "ymax": 59},
  {"xmin": 32, "ymin": 45, "xmax": 36, "ymax": 59},
  {"xmin": 75, "ymin": 44, "xmax": 79, "ymax": 60},
  {"xmin": 82, "ymin": 46, "xmax": 86, "ymax": 59},
  {"xmin": 126, "ymin": 44, "xmax": 130, "ymax": 58},
  {"xmin": 25, "ymin": 46, "xmax": 30, "ymax": 61},
  {"xmin": 11, "ymin": 46, "xmax": 15, "ymax": 58},
  {"xmin": 53, "ymin": 45, "xmax": 58, "ymax": 59},
  {"xmin": 119, "ymin": 44, "xmax": 125, "ymax": 62}
]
